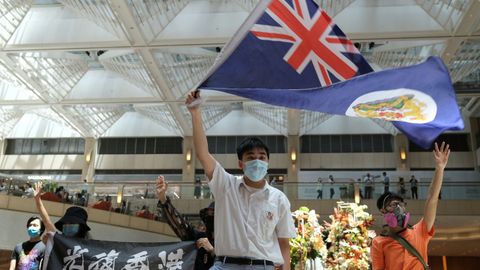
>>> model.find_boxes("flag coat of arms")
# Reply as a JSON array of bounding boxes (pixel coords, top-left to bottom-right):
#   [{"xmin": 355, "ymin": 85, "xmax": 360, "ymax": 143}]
[{"xmin": 198, "ymin": 0, "xmax": 464, "ymax": 148}]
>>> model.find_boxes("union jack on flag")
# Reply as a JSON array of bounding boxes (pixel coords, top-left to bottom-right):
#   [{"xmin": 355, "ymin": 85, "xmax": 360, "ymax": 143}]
[{"xmin": 250, "ymin": 0, "xmax": 360, "ymax": 86}]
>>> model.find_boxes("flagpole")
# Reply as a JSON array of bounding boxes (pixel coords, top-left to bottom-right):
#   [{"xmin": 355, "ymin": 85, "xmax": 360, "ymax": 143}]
[{"xmin": 194, "ymin": 0, "xmax": 273, "ymax": 91}]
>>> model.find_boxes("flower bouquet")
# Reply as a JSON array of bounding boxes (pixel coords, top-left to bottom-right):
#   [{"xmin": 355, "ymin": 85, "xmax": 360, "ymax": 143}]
[
  {"xmin": 323, "ymin": 202, "xmax": 375, "ymax": 270},
  {"xmin": 290, "ymin": 206, "xmax": 327, "ymax": 270}
]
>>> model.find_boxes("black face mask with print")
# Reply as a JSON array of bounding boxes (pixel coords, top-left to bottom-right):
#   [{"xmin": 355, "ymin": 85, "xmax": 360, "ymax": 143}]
[
  {"xmin": 203, "ymin": 215, "xmax": 214, "ymax": 233},
  {"xmin": 199, "ymin": 206, "xmax": 214, "ymax": 233}
]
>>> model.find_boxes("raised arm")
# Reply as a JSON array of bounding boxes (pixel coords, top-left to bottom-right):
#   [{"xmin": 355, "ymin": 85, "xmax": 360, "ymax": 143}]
[
  {"xmin": 186, "ymin": 90, "xmax": 216, "ymax": 180},
  {"xmin": 155, "ymin": 176, "xmax": 195, "ymax": 241},
  {"xmin": 33, "ymin": 182, "xmax": 57, "ymax": 234},
  {"xmin": 9, "ymin": 258, "xmax": 16, "ymax": 270},
  {"xmin": 424, "ymin": 142, "xmax": 450, "ymax": 231}
]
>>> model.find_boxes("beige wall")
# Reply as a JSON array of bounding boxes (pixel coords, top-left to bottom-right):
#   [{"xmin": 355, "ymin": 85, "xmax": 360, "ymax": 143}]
[
  {"xmin": 300, "ymin": 153, "xmax": 397, "ymax": 169},
  {"xmin": 0, "ymin": 152, "xmax": 474, "ymax": 171},
  {"xmin": 409, "ymin": 152, "xmax": 474, "ymax": 168},
  {"xmin": 95, "ymin": 154, "xmax": 185, "ymax": 169}
]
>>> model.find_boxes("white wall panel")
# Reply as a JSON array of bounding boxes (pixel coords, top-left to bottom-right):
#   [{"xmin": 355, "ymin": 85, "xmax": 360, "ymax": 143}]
[{"xmin": 0, "ymin": 154, "xmax": 83, "ymax": 170}]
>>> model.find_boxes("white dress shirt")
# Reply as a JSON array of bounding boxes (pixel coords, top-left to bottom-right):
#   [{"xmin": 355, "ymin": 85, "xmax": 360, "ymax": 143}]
[{"xmin": 209, "ymin": 162, "xmax": 296, "ymax": 265}]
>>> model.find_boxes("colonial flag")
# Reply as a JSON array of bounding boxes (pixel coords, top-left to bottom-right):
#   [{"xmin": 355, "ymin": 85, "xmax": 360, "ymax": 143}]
[{"xmin": 198, "ymin": 0, "xmax": 464, "ymax": 148}]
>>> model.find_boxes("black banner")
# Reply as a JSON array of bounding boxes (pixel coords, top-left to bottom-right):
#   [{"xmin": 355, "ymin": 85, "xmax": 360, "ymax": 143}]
[{"xmin": 44, "ymin": 233, "xmax": 197, "ymax": 270}]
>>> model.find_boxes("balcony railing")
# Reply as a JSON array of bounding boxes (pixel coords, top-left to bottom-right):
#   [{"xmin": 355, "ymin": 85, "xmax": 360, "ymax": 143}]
[{"xmin": 2, "ymin": 179, "xmax": 479, "ymax": 218}]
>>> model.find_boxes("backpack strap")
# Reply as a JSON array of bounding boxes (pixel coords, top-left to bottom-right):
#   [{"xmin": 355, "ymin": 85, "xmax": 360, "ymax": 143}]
[{"xmin": 389, "ymin": 232, "xmax": 430, "ymax": 270}]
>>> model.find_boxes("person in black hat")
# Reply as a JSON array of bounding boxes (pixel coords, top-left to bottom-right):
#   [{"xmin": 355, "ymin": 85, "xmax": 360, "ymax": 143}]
[
  {"xmin": 371, "ymin": 142, "xmax": 450, "ymax": 270},
  {"xmin": 156, "ymin": 175, "xmax": 215, "ymax": 270},
  {"xmin": 33, "ymin": 182, "xmax": 91, "ymax": 239}
]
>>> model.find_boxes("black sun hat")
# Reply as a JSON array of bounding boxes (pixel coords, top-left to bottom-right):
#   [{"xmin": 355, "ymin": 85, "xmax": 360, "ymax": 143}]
[
  {"xmin": 54, "ymin": 206, "xmax": 91, "ymax": 231},
  {"xmin": 377, "ymin": 192, "xmax": 404, "ymax": 210}
]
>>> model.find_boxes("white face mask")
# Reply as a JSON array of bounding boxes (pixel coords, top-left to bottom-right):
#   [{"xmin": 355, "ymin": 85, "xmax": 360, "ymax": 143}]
[{"xmin": 243, "ymin": 159, "xmax": 268, "ymax": 182}]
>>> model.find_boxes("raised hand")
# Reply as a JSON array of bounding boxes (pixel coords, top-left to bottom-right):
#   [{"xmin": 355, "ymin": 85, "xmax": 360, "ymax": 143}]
[
  {"xmin": 196, "ymin": 237, "xmax": 214, "ymax": 254},
  {"xmin": 155, "ymin": 175, "xmax": 168, "ymax": 204},
  {"xmin": 185, "ymin": 90, "xmax": 202, "ymax": 112},
  {"xmin": 33, "ymin": 182, "xmax": 43, "ymax": 199},
  {"xmin": 433, "ymin": 142, "xmax": 450, "ymax": 170}
]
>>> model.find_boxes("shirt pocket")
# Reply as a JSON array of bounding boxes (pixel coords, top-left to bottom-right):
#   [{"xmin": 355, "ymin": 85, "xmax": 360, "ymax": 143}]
[{"xmin": 260, "ymin": 204, "xmax": 279, "ymax": 241}]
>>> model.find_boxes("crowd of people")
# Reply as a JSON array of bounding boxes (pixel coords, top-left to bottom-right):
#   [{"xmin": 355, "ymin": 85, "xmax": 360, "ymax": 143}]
[
  {"xmin": 314, "ymin": 172, "xmax": 424, "ymax": 201},
  {"xmin": 5, "ymin": 90, "xmax": 451, "ymax": 270}
]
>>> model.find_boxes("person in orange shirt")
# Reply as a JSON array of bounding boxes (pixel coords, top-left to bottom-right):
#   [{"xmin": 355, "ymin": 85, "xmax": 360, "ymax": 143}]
[{"xmin": 371, "ymin": 142, "xmax": 450, "ymax": 270}]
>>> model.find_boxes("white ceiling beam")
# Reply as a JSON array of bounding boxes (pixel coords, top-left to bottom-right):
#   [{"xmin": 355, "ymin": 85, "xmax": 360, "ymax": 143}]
[
  {"xmin": 1, "ymin": 35, "xmax": 480, "ymax": 53},
  {"xmin": 50, "ymin": 105, "xmax": 91, "ymax": 137},
  {"xmin": 441, "ymin": 0, "xmax": 480, "ymax": 65},
  {"xmin": 369, "ymin": 118, "xmax": 399, "ymax": 136},
  {"xmin": 287, "ymin": 109, "xmax": 300, "ymax": 136},
  {"xmin": 0, "ymin": 0, "xmax": 32, "ymax": 47},
  {"xmin": 111, "ymin": 0, "xmax": 192, "ymax": 136},
  {"xmin": 0, "ymin": 53, "xmax": 50, "ymax": 103},
  {"xmin": 243, "ymin": 103, "xmax": 288, "ymax": 136},
  {"xmin": 299, "ymin": 111, "xmax": 332, "ymax": 135},
  {"xmin": 0, "ymin": 54, "xmax": 91, "ymax": 136}
]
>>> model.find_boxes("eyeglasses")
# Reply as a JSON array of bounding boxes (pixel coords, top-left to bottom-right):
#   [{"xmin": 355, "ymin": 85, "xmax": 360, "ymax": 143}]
[{"xmin": 386, "ymin": 201, "xmax": 406, "ymax": 209}]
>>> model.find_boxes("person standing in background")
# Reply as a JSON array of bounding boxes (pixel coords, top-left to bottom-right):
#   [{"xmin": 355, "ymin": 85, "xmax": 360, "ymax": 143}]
[
  {"xmin": 316, "ymin": 177, "xmax": 323, "ymax": 199},
  {"xmin": 410, "ymin": 175, "xmax": 419, "ymax": 199},
  {"xmin": 364, "ymin": 173, "xmax": 374, "ymax": 199},
  {"xmin": 194, "ymin": 176, "xmax": 202, "ymax": 199},
  {"xmin": 383, "ymin": 172, "xmax": 390, "ymax": 193},
  {"xmin": 399, "ymin": 177, "xmax": 406, "ymax": 197},
  {"xmin": 328, "ymin": 175, "xmax": 335, "ymax": 199}
]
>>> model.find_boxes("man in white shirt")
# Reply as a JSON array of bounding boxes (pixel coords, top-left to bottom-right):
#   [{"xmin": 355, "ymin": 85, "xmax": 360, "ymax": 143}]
[
  {"xmin": 186, "ymin": 91, "xmax": 296, "ymax": 270},
  {"xmin": 364, "ymin": 173, "xmax": 374, "ymax": 199}
]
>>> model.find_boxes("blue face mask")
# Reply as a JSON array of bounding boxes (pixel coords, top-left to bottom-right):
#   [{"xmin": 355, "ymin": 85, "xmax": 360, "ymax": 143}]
[
  {"xmin": 62, "ymin": 224, "xmax": 80, "ymax": 237},
  {"xmin": 27, "ymin": 226, "xmax": 41, "ymax": 238},
  {"xmin": 243, "ymin": 159, "xmax": 268, "ymax": 182}
]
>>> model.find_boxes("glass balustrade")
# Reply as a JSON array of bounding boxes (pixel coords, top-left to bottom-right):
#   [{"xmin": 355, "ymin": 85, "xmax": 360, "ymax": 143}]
[{"xmin": 1, "ymin": 178, "xmax": 479, "ymax": 221}]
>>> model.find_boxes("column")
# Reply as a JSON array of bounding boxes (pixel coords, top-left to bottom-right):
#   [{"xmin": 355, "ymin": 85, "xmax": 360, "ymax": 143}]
[
  {"xmin": 0, "ymin": 139, "xmax": 6, "ymax": 160},
  {"xmin": 469, "ymin": 117, "xmax": 479, "ymax": 171},
  {"xmin": 286, "ymin": 135, "xmax": 299, "ymax": 199},
  {"xmin": 81, "ymin": 138, "xmax": 97, "ymax": 183}
]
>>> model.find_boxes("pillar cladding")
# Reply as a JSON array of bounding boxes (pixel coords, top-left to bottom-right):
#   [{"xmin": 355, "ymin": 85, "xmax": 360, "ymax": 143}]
[
  {"xmin": 81, "ymin": 137, "xmax": 97, "ymax": 182},
  {"xmin": 287, "ymin": 135, "xmax": 300, "ymax": 182}
]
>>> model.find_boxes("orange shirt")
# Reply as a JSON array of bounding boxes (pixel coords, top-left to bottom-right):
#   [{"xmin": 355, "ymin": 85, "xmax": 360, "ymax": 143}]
[{"xmin": 371, "ymin": 218, "xmax": 434, "ymax": 270}]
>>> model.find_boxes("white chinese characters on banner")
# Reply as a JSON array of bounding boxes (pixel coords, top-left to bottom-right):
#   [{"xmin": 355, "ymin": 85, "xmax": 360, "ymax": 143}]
[{"xmin": 61, "ymin": 245, "xmax": 185, "ymax": 270}]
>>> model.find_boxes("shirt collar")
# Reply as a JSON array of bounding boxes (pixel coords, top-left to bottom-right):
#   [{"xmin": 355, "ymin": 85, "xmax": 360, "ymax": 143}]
[{"xmin": 237, "ymin": 176, "xmax": 271, "ymax": 196}]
